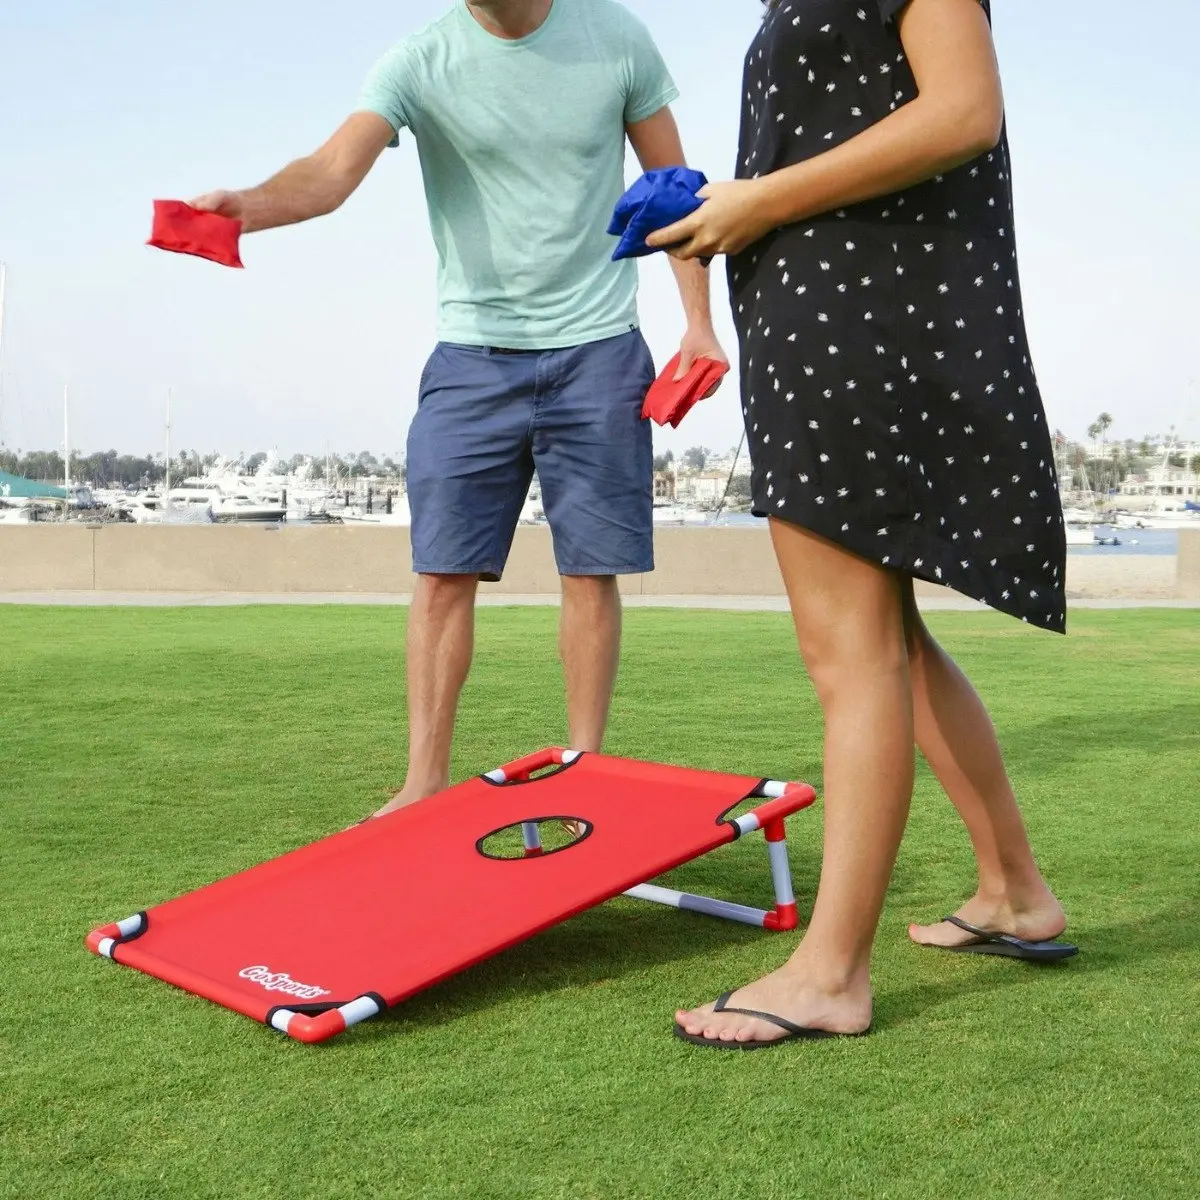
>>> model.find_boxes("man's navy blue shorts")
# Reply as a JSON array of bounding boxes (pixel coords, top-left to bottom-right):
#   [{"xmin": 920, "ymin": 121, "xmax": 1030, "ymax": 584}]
[{"xmin": 406, "ymin": 330, "xmax": 655, "ymax": 581}]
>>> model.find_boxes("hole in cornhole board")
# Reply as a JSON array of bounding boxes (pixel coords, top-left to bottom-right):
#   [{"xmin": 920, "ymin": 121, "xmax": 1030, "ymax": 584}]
[{"xmin": 478, "ymin": 818, "xmax": 593, "ymax": 860}]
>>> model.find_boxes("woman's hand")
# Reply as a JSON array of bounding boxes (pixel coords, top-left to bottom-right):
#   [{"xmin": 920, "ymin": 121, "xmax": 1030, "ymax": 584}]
[{"xmin": 645, "ymin": 179, "xmax": 778, "ymax": 261}]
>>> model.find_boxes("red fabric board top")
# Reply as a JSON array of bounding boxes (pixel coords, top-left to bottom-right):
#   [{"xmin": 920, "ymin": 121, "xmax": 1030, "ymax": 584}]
[
  {"xmin": 147, "ymin": 200, "xmax": 244, "ymax": 268},
  {"xmin": 106, "ymin": 753, "xmax": 803, "ymax": 1025},
  {"xmin": 641, "ymin": 354, "xmax": 729, "ymax": 429}
]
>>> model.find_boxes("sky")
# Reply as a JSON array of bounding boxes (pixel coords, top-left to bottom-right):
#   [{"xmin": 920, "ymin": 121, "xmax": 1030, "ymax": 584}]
[{"xmin": 0, "ymin": 0, "xmax": 1197, "ymax": 464}]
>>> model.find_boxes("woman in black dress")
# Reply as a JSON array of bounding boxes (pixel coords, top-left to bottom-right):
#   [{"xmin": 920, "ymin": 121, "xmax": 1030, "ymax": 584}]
[{"xmin": 650, "ymin": 0, "xmax": 1075, "ymax": 1047}]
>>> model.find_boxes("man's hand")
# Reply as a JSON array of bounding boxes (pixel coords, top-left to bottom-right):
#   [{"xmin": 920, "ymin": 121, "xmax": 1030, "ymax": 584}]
[
  {"xmin": 675, "ymin": 325, "xmax": 729, "ymax": 393},
  {"xmin": 185, "ymin": 113, "xmax": 395, "ymax": 236},
  {"xmin": 190, "ymin": 190, "xmax": 246, "ymax": 221}
]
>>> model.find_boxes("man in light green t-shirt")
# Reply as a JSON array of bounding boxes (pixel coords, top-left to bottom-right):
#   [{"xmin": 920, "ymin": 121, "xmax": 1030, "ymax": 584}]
[{"xmin": 192, "ymin": 1, "xmax": 725, "ymax": 818}]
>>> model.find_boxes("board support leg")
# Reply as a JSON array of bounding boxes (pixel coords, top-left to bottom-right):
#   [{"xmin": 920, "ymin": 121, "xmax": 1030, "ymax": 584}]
[
  {"xmin": 623, "ymin": 807, "xmax": 803, "ymax": 932},
  {"xmin": 521, "ymin": 822, "xmax": 544, "ymax": 858},
  {"xmin": 762, "ymin": 818, "xmax": 799, "ymax": 931},
  {"xmin": 622, "ymin": 883, "xmax": 772, "ymax": 927}
]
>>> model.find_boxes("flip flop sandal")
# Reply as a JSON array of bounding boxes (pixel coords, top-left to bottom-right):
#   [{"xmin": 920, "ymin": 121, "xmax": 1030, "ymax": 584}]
[
  {"xmin": 673, "ymin": 990, "xmax": 871, "ymax": 1050},
  {"xmin": 347, "ymin": 790, "xmax": 408, "ymax": 831},
  {"xmin": 930, "ymin": 915, "xmax": 1079, "ymax": 962}
]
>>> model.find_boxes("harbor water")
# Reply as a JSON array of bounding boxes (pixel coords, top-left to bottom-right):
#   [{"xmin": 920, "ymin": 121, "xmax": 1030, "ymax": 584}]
[{"xmin": 713, "ymin": 515, "xmax": 1178, "ymax": 556}]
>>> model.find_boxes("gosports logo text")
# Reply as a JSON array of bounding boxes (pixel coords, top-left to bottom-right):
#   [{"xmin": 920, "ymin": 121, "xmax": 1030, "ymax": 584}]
[{"xmin": 238, "ymin": 965, "xmax": 331, "ymax": 1001}]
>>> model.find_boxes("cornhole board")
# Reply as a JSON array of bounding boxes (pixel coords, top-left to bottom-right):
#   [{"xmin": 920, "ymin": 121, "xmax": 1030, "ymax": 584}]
[{"xmin": 87, "ymin": 749, "xmax": 817, "ymax": 1044}]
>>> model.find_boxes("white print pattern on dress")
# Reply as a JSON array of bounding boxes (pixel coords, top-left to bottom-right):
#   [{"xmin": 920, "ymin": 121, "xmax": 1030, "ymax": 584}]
[{"xmin": 729, "ymin": 0, "xmax": 1065, "ymax": 631}]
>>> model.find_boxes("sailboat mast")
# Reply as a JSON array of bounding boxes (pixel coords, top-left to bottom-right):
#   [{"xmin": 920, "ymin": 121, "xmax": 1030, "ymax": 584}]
[
  {"xmin": 165, "ymin": 388, "xmax": 172, "ymax": 509},
  {"xmin": 0, "ymin": 263, "xmax": 7, "ymax": 448},
  {"xmin": 63, "ymin": 384, "xmax": 70, "ymax": 522}
]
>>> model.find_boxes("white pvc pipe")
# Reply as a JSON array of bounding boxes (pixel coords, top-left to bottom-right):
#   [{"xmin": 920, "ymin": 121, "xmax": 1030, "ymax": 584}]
[
  {"xmin": 521, "ymin": 822, "xmax": 542, "ymax": 852},
  {"xmin": 624, "ymin": 884, "xmax": 768, "ymax": 927},
  {"xmin": 760, "ymin": 780, "xmax": 789, "ymax": 799},
  {"xmin": 767, "ymin": 840, "xmax": 795, "ymax": 906},
  {"xmin": 338, "ymin": 996, "xmax": 382, "ymax": 1028},
  {"xmin": 734, "ymin": 812, "xmax": 761, "ymax": 836},
  {"xmin": 624, "ymin": 883, "xmax": 684, "ymax": 908},
  {"xmin": 679, "ymin": 894, "xmax": 769, "ymax": 926}
]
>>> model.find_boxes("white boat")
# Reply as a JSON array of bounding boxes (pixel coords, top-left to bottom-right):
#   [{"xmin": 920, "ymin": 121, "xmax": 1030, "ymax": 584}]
[
  {"xmin": 1123, "ymin": 511, "xmax": 1199, "ymax": 531},
  {"xmin": 1065, "ymin": 525, "xmax": 1094, "ymax": 546},
  {"xmin": 339, "ymin": 511, "xmax": 411, "ymax": 526},
  {"xmin": 167, "ymin": 485, "xmax": 219, "ymax": 518},
  {"xmin": 167, "ymin": 448, "xmax": 287, "ymax": 523},
  {"xmin": 1115, "ymin": 435, "xmax": 1200, "ymax": 530},
  {"xmin": 128, "ymin": 494, "xmax": 215, "ymax": 525},
  {"xmin": 518, "ymin": 485, "xmax": 544, "ymax": 525},
  {"xmin": 287, "ymin": 486, "xmax": 341, "ymax": 521},
  {"xmin": 339, "ymin": 495, "xmax": 412, "ymax": 526},
  {"xmin": 653, "ymin": 504, "xmax": 711, "ymax": 526},
  {"xmin": 210, "ymin": 492, "xmax": 287, "ymax": 523}
]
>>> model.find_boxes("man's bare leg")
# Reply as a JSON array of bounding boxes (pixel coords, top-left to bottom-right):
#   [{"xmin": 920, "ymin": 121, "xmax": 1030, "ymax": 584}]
[
  {"xmin": 559, "ymin": 574, "xmax": 622, "ymax": 753},
  {"xmin": 374, "ymin": 573, "xmax": 478, "ymax": 817}
]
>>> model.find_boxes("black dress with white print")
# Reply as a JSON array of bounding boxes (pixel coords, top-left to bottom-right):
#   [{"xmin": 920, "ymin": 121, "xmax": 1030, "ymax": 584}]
[{"xmin": 730, "ymin": 0, "xmax": 1066, "ymax": 632}]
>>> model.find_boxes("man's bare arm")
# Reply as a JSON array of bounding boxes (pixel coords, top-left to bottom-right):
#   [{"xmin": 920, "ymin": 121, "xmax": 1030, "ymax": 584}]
[
  {"xmin": 625, "ymin": 107, "xmax": 727, "ymax": 378},
  {"xmin": 191, "ymin": 112, "xmax": 397, "ymax": 233}
]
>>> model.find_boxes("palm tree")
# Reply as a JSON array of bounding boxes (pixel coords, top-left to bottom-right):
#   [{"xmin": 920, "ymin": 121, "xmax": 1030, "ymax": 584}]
[
  {"xmin": 1086, "ymin": 413, "xmax": 1114, "ymax": 491},
  {"xmin": 1086, "ymin": 412, "xmax": 1113, "ymax": 445}
]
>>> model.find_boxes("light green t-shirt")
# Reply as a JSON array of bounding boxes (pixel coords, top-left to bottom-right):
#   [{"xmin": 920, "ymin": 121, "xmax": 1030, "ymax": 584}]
[{"xmin": 357, "ymin": 0, "xmax": 678, "ymax": 350}]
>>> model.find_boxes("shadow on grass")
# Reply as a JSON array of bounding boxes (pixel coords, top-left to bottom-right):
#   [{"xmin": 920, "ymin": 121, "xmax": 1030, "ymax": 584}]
[
  {"xmin": 344, "ymin": 896, "xmax": 1199, "ymax": 1044},
  {"xmin": 350, "ymin": 827, "xmax": 904, "ymax": 1042},
  {"xmin": 876, "ymin": 900, "xmax": 1200, "ymax": 1031},
  {"xmin": 353, "ymin": 900, "xmax": 761, "ymax": 1041},
  {"xmin": 998, "ymin": 702, "xmax": 1200, "ymax": 774}
]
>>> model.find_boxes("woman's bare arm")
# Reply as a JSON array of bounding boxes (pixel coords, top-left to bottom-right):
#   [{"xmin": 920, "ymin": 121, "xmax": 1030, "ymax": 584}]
[
  {"xmin": 648, "ymin": 0, "xmax": 1004, "ymax": 259},
  {"xmin": 758, "ymin": 0, "xmax": 1002, "ymax": 228}
]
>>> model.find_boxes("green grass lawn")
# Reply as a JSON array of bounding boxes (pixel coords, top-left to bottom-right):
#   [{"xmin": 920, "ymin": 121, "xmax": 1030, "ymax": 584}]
[{"xmin": 2, "ymin": 606, "xmax": 1198, "ymax": 1199}]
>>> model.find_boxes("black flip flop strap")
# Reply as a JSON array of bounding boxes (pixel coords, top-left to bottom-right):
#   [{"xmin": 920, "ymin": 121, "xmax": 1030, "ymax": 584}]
[
  {"xmin": 942, "ymin": 915, "xmax": 1024, "ymax": 949},
  {"xmin": 713, "ymin": 991, "xmax": 806, "ymax": 1038}
]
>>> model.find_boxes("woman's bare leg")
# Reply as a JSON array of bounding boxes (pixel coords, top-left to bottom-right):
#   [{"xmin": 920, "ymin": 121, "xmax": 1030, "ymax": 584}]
[
  {"xmin": 900, "ymin": 582, "xmax": 1067, "ymax": 945},
  {"xmin": 676, "ymin": 521, "xmax": 912, "ymax": 1043}
]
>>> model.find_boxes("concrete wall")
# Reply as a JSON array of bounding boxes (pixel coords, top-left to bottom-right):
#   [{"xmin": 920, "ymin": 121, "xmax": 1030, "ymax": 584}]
[
  {"xmin": 0, "ymin": 523, "xmax": 1194, "ymax": 600},
  {"xmin": 0, "ymin": 524, "xmax": 95, "ymax": 590},
  {"xmin": 1179, "ymin": 527, "xmax": 1200, "ymax": 600}
]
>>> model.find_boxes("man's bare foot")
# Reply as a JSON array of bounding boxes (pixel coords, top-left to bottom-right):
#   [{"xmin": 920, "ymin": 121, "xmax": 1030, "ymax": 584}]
[
  {"xmin": 371, "ymin": 778, "xmax": 448, "ymax": 820},
  {"xmin": 908, "ymin": 886, "xmax": 1067, "ymax": 948},
  {"xmin": 674, "ymin": 964, "xmax": 873, "ymax": 1046}
]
